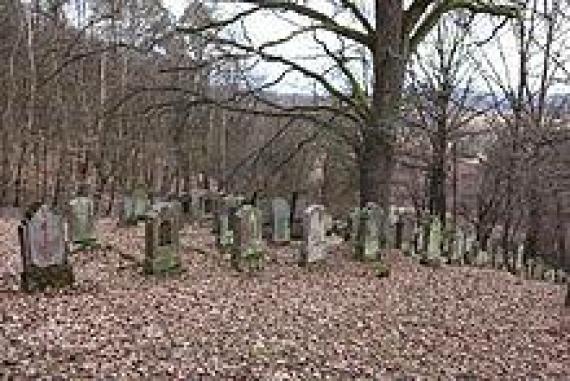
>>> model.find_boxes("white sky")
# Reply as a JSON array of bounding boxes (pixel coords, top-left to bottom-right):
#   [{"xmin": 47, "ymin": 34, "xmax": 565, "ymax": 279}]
[{"xmin": 163, "ymin": 0, "xmax": 569, "ymax": 96}]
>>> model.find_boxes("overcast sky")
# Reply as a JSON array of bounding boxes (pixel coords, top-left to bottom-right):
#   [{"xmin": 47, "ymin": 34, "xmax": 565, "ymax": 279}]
[{"xmin": 163, "ymin": 0, "xmax": 569, "ymax": 96}]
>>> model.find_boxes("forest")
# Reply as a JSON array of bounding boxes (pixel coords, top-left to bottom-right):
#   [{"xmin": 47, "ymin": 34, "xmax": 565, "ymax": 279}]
[{"xmin": 0, "ymin": 0, "xmax": 569, "ymax": 378}]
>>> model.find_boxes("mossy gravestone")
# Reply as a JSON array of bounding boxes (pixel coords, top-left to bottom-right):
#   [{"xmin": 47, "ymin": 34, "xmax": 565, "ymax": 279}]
[
  {"xmin": 299, "ymin": 205, "xmax": 327, "ymax": 265},
  {"xmin": 144, "ymin": 202, "xmax": 181, "ymax": 274},
  {"xmin": 271, "ymin": 197, "xmax": 290, "ymax": 244},
  {"xmin": 231, "ymin": 205, "xmax": 264, "ymax": 271},
  {"xmin": 68, "ymin": 196, "xmax": 96, "ymax": 245},
  {"xmin": 19, "ymin": 204, "xmax": 73, "ymax": 292}
]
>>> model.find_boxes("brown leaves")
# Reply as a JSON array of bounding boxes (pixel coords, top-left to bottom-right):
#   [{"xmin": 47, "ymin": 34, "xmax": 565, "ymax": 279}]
[{"xmin": 0, "ymin": 217, "xmax": 568, "ymax": 379}]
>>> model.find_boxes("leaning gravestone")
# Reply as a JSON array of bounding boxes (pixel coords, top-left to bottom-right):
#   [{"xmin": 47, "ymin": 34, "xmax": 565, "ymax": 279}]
[
  {"xmin": 231, "ymin": 205, "xmax": 264, "ymax": 271},
  {"xmin": 68, "ymin": 196, "xmax": 96, "ymax": 244},
  {"xmin": 271, "ymin": 198, "xmax": 290, "ymax": 244},
  {"xmin": 144, "ymin": 202, "xmax": 181, "ymax": 274},
  {"xmin": 19, "ymin": 204, "xmax": 73, "ymax": 291},
  {"xmin": 300, "ymin": 205, "xmax": 327, "ymax": 265}
]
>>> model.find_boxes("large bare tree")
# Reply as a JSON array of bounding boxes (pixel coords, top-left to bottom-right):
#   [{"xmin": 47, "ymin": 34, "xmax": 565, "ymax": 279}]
[{"xmin": 178, "ymin": 0, "xmax": 519, "ymax": 216}]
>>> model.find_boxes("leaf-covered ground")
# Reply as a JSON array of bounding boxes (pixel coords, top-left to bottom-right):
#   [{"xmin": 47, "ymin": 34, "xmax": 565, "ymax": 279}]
[{"xmin": 0, "ymin": 218, "xmax": 569, "ymax": 379}]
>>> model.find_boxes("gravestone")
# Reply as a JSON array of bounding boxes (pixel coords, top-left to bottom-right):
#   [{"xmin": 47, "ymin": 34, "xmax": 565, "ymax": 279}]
[
  {"xmin": 449, "ymin": 228, "xmax": 464, "ymax": 265},
  {"xmin": 353, "ymin": 203, "xmax": 381, "ymax": 261},
  {"xmin": 256, "ymin": 198, "xmax": 273, "ymax": 239},
  {"xmin": 68, "ymin": 196, "xmax": 96, "ymax": 244},
  {"xmin": 133, "ymin": 187, "xmax": 150, "ymax": 220},
  {"xmin": 323, "ymin": 212, "xmax": 333, "ymax": 237},
  {"xmin": 271, "ymin": 198, "xmax": 290, "ymax": 244},
  {"xmin": 290, "ymin": 194, "xmax": 308, "ymax": 240},
  {"xmin": 300, "ymin": 205, "xmax": 327, "ymax": 265},
  {"xmin": 231, "ymin": 205, "xmax": 264, "ymax": 271},
  {"xmin": 215, "ymin": 195, "xmax": 243, "ymax": 250},
  {"xmin": 120, "ymin": 193, "xmax": 136, "ymax": 225},
  {"xmin": 19, "ymin": 204, "xmax": 73, "ymax": 292},
  {"xmin": 515, "ymin": 244, "xmax": 524, "ymax": 274},
  {"xmin": 426, "ymin": 216, "xmax": 443, "ymax": 261},
  {"xmin": 144, "ymin": 202, "xmax": 181, "ymax": 274}
]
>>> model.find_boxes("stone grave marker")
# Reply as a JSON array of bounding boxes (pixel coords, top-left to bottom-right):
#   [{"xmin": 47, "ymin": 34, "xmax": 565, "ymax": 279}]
[
  {"xmin": 425, "ymin": 216, "xmax": 443, "ymax": 264},
  {"xmin": 300, "ymin": 205, "xmax": 327, "ymax": 265},
  {"xmin": 133, "ymin": 187, "xmax": 150, "ymax": 221},
  {"xmin": 144, "ymin": 202, "xmax": 181, "ymax": 274},
  {"xmin": 231, "ymin": 205, "xmax": 264, "ymax": 271},
  {"xmin": 271, "ymin": 197, "xmax": 290, "ymax": 244},
  {"xmin": 120, "ymin": 193, "xmax": 136, "ymax": 225},
  {"xmin": 215, "ymin": 195, "xmax": 243, "ymax": 250},
  {"xmin": 68, "ymin": 196, "xmax": 96, "ymax": 244},
  {"xmin": 353, "ymin": 203, "xmax": 380, "ymax": 261},
  {"xmin": 19, "ymin": 204, "xmax": 73, "ymax": 291}
]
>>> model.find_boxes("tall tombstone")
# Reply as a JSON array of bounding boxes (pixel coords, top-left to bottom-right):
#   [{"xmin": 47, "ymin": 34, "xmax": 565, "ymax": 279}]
[
  {"xmin": 450, "ymin": 228, "xmax": 464, "ymax": 265},
  {"xmin": 394, "ymin": 215, "xmax": 404, "ymax": 250},
  {"xmin": 133, "ymin": 187, "xmax": 150, "ymax": 221},
  {"xmin": 120, "ymin": 192, "xmax": 136, "ymax": 225},
  {"xmin": 415, "ymin": 224, "xmax": 424, "ymax": 258},
  {"xmin": 299, "ymin": 205, "xmax": 327, "ymax": 265},
  {"xmin": 19, "ymin": 204, "xmax": 73, "ymax": 292},
  {"xmin": 514, "ymin": 243, "xmax": 524, "ymax": 274},
  {"xmin": 354, "ymin": 203, "xmax": 380, "ymax": 261},
  {"xmin": 215, "ymin": 195, "xmax": 243, "ymax": 250},
  {"xmin": 427, "ymin": 216, "xmax": 443, "ymax": 260},
  {"xmin": 323, "ymin": 212, "xmax": 333, "ymax": 237},
  {"xmin": 349, "ymin": 207, "xmax": 361, "ymax": 244},
  {"xmin": 68, "ymin": 195, "xmax": 96, "ymax": 244},
  {"xmin": 231, "ymin": 205, "xmax": 264, "ymax": 271},
  {"xmin": 271, "ymin": 197, "xmax": 291, "ymax": 244},
  {"xmin": 256, "ymin": 197, "xmax": 273, "ymax": 240},
  {"xmin": 144, "ymin": 202, "xmax": 181, "ymax": 274}
]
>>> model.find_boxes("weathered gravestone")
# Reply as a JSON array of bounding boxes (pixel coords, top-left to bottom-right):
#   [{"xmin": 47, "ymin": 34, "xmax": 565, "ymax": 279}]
[
  {"xmin": 215, "ymin": 195, "xmax": 243, "ymax": 250},
  {"xmin": 133, "ymin": 187, "xmax": 150, "ymax": 220},
  {"xmin": 190, "ymin": 189, "xmax": 206, "ymax": 221},
  {"xmin": 68, "ymin": 196, "xmax": 96, "ymax": 244},
  {"xmin": 19, "ymin": 204, "xmax": 73, "ymax": 291},
  {"xmin": 272, "ymin": 197, "xmax": 290, "ymax": 244},
  {"xmin": 255, "ymin": 198, "xmax": 273, "ymax": 240},
  {"xmin": 144, "ymin": 202, "xmax": 181, "ymax": 274},
  {"xmin": 290, "ymin": 194, "xmax": 308, "ymax": 240},
  {"xmin": 421, "ymin": 216, "xmax": 443, "ymax": 267},
  {"xmin": 231, "ymin": 205, "xmax": 264, "ymax": 271},
  {"xmin": 120, "ymin": 193, "xmax": 136, "ymax": 225},
  {"xmin": 299, "ymin": 205, "xmax": 327, "ymax": 265},
  {"xmin": 353, "ymin": 203, "xmax": 381, "ymax": 261}
]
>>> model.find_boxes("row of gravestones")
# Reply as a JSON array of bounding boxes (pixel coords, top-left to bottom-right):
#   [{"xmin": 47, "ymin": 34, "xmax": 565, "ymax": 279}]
[
  {"xmin": 213, "ymin": 198, "xmax": 330, "ymax": 271},
  {"xmin": 401, "ymin": 215, "xmax": 569, "ymax": 285},
  {"xmin": 17, "ymin": 188, "xmax": 337, "ymax": 291}
]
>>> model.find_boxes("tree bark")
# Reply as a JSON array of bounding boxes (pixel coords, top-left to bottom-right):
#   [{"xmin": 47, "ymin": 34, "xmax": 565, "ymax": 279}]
[{"xmin": 360, "ymin": 0, "xmax": 403, "ymax": 211}]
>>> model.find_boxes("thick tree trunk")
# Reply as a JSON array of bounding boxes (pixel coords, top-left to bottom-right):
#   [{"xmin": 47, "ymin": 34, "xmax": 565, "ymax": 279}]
[{"xmin": 361, "ymin": 0, "xmax": 403, "ymax": 210}]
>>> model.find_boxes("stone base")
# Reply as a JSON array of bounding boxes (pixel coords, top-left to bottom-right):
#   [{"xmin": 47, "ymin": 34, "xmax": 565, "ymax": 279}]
[{"xmin": 21, "ymin": 264, "xmax": 74, "ymax": 292}]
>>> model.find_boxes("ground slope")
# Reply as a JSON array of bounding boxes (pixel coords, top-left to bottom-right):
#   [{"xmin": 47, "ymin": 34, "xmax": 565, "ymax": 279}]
[{"xmin": 0, "ymin": 218, "xmax": 568, "ymax": 379}]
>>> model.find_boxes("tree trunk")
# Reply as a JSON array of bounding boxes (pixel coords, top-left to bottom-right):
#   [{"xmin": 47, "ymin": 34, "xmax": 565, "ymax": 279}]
[{"xmin": 360, "ymin": 0, "xmax": 403, "ymax": 211}]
